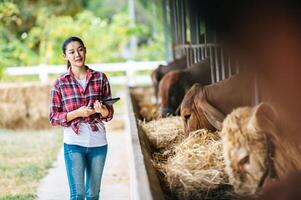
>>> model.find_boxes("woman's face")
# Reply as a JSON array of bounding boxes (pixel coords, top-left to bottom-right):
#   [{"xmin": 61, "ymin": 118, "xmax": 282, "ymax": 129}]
[{"xmin": 64, "ymin": 41, "xmax": 86, "ymax": 68}]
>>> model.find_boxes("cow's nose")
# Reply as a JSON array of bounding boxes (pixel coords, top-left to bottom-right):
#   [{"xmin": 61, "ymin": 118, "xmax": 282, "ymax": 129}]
[
  {"xmin": 184, "ymin": 114, "xmax": 191, "ymax": 122},
  {"xmin": 160, "ymin": 107, "xmax": 173, "ymax": 117}
]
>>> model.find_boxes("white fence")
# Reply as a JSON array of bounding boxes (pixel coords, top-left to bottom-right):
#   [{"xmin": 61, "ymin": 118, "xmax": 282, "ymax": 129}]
[{"xmin": 5, "ymin": 61, "xmax": 166, "ymax": 86}]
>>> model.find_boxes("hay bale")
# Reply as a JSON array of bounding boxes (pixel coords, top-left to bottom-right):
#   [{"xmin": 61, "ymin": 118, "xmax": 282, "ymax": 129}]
[
  {"xmin": 0, "ymin": 83, "xmax": 52, "ymax": 130},
  {"xmin": 0, "ymin": 103, "xmax": 27, "ymax": 128},
  {"xmin": 139, "ymin": 116, "xmax": 185, "ymax": 149},
  {"xmin": 155, "ymin": 129, "xmax": 233, "ymax": 200}
]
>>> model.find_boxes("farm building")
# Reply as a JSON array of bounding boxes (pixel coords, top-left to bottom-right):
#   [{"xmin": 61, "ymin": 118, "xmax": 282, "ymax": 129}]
[{"xmin": 127, "ymin": 1, "xmax": 301, "ymax": 200}]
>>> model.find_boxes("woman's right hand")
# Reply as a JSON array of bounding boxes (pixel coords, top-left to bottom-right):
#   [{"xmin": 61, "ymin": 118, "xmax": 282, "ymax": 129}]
[{"xmin": 76, "ymin": 106, "xmax": 96, "ymax": 117}]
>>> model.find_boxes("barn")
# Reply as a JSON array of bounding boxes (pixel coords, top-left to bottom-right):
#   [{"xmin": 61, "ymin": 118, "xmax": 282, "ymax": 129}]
[{"xmin": 126, "ymin": 1, "xmax": 301, "ymax": 200}]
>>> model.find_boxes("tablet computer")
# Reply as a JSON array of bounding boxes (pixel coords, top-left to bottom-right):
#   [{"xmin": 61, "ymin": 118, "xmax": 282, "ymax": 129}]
[{"xmin": 101, "ymin": 97, "xmax": 120, "ymax": 106}]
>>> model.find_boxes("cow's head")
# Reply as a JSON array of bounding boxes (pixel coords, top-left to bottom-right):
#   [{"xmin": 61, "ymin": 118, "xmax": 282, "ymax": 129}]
[
  {"xmin": 221, "ymin": 103, "xmax": 279, "ymax": 196},
  {"xmin": 180, "ymin": 84, "xmax": 214, "ymax": 133},
  {"xmin": 158, "ymin": 70, "xmax": 189, "ymax": 117},
  {"xmin": 151, "ymin": 65, "xmax": 166, "ymax": 100}
]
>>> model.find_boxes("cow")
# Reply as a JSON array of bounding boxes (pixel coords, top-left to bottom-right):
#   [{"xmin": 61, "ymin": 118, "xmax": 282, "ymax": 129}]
[
  {"xmin": 157, "ymin": 58, "xmax": 211, "ymax": 117},
  {"xmin": 221, "ymin": 103, "xmax": 301, "ymax": 196},
  {"xmin": 180, "ymin": 72, "xmax": 254, "ymax": 133},
  {"xmin": 249, "ymin": 171, "xmax": 301, "ymax": 200},
  {"xmin": 151, "ymin": 56, "xmax": 187, "ymax": 100}
]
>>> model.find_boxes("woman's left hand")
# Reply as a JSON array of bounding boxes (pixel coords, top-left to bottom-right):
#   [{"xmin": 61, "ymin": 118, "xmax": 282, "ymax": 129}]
[{"xmin": 93, "ymin": 100, "xmax": 109, "ymax": 117}]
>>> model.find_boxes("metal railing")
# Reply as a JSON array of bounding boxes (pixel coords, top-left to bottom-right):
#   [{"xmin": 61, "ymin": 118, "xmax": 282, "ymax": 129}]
[{"xmin": 174, "ymin": 43, "xmax": 241, "ymax": 83}]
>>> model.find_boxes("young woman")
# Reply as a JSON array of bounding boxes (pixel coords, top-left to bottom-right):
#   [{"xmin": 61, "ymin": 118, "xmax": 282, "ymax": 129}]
[{"xmin": 49, "ymin": 36, "xmax": 114, "ymax": 200}]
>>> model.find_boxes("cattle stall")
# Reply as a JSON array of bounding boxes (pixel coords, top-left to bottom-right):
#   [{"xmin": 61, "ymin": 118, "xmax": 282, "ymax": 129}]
[
  {"xmin": 164, "ymin": 0, "xmax": 260, "ymax": 102},
  {"xmin": 125, "ymin": 1, "xmax": 267, "ymax": 200}
]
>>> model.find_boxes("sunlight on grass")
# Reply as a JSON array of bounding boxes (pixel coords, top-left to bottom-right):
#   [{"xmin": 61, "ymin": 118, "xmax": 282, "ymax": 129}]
[{"xmin": 0, "ymin": 128, "xmax": 63, "ymax": 199}]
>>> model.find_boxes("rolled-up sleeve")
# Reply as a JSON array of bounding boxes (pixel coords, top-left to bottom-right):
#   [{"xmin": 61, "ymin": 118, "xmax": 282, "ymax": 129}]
[
  {"xmin": 49, "ymin": 82, "xmax": 69, "ymax": 127},
  {"xmin": 101, "ymin": 74, "xmax": 114, "ymax": 122}
]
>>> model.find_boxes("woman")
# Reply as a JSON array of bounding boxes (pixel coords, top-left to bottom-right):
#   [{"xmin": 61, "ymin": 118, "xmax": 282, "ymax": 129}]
[{"xmin": 49, "ymin": 36, "xmax": 114, "ymax": 200}]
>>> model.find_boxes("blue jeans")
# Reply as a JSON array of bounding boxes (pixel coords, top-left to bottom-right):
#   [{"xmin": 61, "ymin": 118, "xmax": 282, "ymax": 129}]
[{"xmin": 64, "ymin": 144, "xmax": 108, "ymax": 200}]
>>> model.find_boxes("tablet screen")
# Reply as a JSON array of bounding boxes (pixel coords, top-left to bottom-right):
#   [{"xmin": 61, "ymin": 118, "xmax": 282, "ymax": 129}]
[{"xmin": 102, "ymin": 97, "xmax": 120, "ymax": 105}]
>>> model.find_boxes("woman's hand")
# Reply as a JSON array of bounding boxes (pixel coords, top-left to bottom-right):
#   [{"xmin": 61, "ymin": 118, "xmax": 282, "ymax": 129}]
[
  {"xmin": 66, "ymin": 106, "xmax": 95, "ymax": 122},
  {"xmin": 93, "ymin": 100, "xmax": 109, "ymax": 117},
  {"xmin": 76, "ymin": 106, "xmax": 96, "ymax": 117}
]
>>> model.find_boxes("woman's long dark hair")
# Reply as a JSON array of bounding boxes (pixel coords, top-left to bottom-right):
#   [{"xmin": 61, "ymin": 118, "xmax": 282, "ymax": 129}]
[{"xmin": 62, "ymin": 36, "xmax": 85, "ymax": 69}]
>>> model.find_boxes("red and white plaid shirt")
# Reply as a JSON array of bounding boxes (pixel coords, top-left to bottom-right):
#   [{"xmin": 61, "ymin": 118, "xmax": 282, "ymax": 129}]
[{"xmin": 49, "ymin": 66, "xmax": 114, "ymax": 134}]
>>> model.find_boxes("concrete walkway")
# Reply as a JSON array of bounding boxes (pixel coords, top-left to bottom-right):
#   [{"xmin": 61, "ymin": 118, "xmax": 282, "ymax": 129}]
[{"xmin": 36, "ymin": 130, "xmax": 130, "ymax": 200}]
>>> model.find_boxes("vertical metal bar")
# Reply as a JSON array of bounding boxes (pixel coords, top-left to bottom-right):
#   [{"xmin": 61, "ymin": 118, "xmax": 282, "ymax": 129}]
[
  {"xmin": 181, "ymin": 0, "xmax": 185, "ymax": 58},
  {"xmin": 209, "ymin": 46, "xmax": 215, "ymax": 83},
  {"xmin": 181, "ymin": 0, "xmax": 186, "ymax": 45},
  {"xmin": 228, "ymin": 57, "xmax": 232, "ymax": 77},
  {"xmin": 190, "ymin": 46, "xmax": 192, "ymax": 67},
  {"xmin": 214, "ymin": 34, "xmax": 220, "ymax": 82},
  {"xmin": 162, "ymin": 0, "xmax": 171, "ymax": 61},
  {"xmin": 186, "ymin": 46, "xmax": 190, "ymax": 67},
  {"xmin": 195, "ymin": 13, "xmax": 200, "ymax": 62},
  {"xmin": 221, "ymin": 48, "xmax": 226, "ymax": 80},
  {"xmin": 173, "ymin": 0, "xmax": 178, "ymax": 53},
  {"xmin": 191, "ymin": 47, "xmax": 193, "ymax": 66},
  {"xmin": 175, "ymin": 0, "xmax": 179, "ymax": 57},
  {"xmin": 169, "ymin": 0, "xmax": 176, "ymax": 59},
  {"xmin": 201, "ymin": 46, "xmax": 204, "ymax": 60},
  {"xmin": 192, "ymin": 47, "xmax": 195, "ymax": 64},
  {"xmin": 204, "ymin": 22, "xmax": 208, "ymax": 58}
]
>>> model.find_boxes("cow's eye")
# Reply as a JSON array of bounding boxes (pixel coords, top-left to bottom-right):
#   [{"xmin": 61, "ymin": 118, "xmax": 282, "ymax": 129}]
[
  {"xmin": 184, "ymin": 114, "xmax": 191, "ymax": 122},
  {"xmin": 239, "ymin": 155, "xmax": 250, "ymax": 165}
]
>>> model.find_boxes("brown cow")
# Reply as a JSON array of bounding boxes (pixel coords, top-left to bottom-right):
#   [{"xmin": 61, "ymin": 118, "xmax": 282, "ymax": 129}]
[
  {"xmin": 151, "ymin": 56, "xmax": 187, "ymax": 100},
  {"xmin": 158, "ymin": 59, "xmax": 211, "ymax": 117},
  {"xmin": 250, "ymin": 171, "xmax": 301, "ymax": 200},
  {"xmin": 221, "ymin": 103, "xmax": 301, "ymax": 196},
  {"xmin": 181, "ymin": 72, "xmax": 254, "ymax": 133}
]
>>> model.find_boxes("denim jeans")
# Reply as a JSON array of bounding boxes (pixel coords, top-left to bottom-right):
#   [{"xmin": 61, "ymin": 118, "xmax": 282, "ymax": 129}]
[{"xmin": 64, "ymin": 143, "xmax": 108, "ymax": 200}]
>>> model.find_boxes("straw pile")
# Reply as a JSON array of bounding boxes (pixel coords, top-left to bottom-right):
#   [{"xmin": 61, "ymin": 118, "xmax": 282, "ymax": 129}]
[
  {"xmin": 139, "ymin": 116, "xmax": 185, "ymax": 150},
  {"xmin": 154, "ymin": 129, "xmax": 234, "ymax": 200},
  {"xmin": 0, "ymin": 83, "xmax": 52, "ymax": 130},
  {"xmin": 132, "ymin": 86, "xmax": 235, "ymax": 199},
  {"xmin": 130, "ymin": 87, "xmax": 160, "ymax": 121}
]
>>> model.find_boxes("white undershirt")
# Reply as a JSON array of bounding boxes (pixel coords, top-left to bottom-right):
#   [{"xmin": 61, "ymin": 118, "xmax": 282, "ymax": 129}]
[{"xmin": 63, "ymin": 78, "xmax": 108, "ymax": 147}]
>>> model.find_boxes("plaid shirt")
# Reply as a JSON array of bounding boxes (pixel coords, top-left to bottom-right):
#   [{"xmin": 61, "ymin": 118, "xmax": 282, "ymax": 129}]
[{"xmin": 49, "ymin": 66, "xmax": 114, "ymax": 134}]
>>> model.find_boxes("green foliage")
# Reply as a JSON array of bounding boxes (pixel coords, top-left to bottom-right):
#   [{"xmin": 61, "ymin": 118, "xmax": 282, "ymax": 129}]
[
  {"xmin": 0, "ymin": 0, "xmax": 164, "ymax": 80},
  {"xmin": 0, "ymin": 1, "xmax": 20, "ymax": 27},
  {"xmin": 134, "ymin": 34, "xmax": 164, "ymax": 61}
]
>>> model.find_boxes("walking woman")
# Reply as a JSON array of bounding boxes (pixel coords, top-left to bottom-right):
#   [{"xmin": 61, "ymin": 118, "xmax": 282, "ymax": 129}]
[{"xmin": 49, "ymin": 36, "xmax": 114, "ymax": 200}]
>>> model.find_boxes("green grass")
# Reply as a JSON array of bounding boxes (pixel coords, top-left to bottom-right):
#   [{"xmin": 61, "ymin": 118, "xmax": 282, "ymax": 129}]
[
  {"xmin": 0, "ymin": 195, "xmax": 35, "ymax": 200},
  {"xmin": 0, "ymin": 128, "xmax": 63, "ymax": 199}
]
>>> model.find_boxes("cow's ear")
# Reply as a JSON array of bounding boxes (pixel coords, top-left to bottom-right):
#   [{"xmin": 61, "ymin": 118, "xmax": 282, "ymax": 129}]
[
  {"xmin": 248, "ymin": 103, "xmax": 279, "ymax": 134},
  {"xmin": 202, "ymin": 100, "xmax": 225, "ymax": 131}
]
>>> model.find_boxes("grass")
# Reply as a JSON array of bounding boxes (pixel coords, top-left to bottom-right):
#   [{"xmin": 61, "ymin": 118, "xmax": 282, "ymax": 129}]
[{"xmin": 0, "ymin": 128, "xmax": 63, "ymax": 200}]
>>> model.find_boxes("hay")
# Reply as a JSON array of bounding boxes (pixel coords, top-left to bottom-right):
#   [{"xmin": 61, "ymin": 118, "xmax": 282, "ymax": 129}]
[
  {"xmin": 154, "ymin": 129, "xmax": 234, "ymax": 200},
  {"xmin": 139, "ymin": 116, "xmax": 185, "ymax": 149},
  {"xmin": 139, "ymin": 103, "xmax": 160, "ymax": 121},
  {"xmin": 0, "ymin": 103, "xmax": 27, "ymax": 128},
  {"xmin": 0, "ymin": 83, "xmax": 52, "ymax": 130},
  {"xmin": 130, "ymin": 86, "xmax": 160, "ymax": 121}
]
